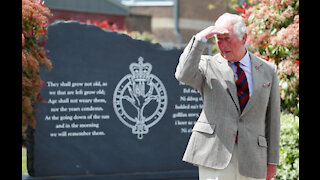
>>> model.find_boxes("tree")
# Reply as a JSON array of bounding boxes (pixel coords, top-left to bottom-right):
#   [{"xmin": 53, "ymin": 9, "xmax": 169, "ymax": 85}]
[
  {"xmin": 239, "ymin": 0, "xmax": 299, "ymax": 115},
  {"xmin": 22, "ymin": 0, "xmax": 52, "ymax": 130}
]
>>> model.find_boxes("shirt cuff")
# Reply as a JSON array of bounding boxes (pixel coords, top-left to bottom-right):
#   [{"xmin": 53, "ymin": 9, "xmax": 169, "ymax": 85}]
[
  {"xmin": 195, "ymin": 33, "xmax": 208, "ymax": 43},
  {"xmin": 267, "ymin": 163, "xmax": 278, "ymax": 165}
]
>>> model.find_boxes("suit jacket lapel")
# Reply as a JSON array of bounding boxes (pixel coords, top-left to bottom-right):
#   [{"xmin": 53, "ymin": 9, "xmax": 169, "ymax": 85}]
[
  {"xmin": 216, "ymin": 55, "xmax": 240, "ymax": 113},
  {"xmin": 240, "ymin": 52, "xmax": 264, "ymax": 117}
]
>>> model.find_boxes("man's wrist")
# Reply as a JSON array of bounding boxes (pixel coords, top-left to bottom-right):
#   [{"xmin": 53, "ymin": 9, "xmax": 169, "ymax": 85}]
[{"xmin": 195, "ymin": 33, "xmax": 208, "ymax": 43}]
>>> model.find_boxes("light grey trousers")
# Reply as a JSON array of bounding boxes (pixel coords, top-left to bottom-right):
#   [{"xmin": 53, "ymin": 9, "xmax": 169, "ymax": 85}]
[{"xmin": 198, "ymin": 145, "xmax": 265, "ymax": 180}]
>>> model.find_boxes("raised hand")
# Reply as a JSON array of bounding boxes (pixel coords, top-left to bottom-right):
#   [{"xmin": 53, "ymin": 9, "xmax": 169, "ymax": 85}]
[{"xmin": 197, "ymin": 26, "xmax": 229, "ymax": 40}]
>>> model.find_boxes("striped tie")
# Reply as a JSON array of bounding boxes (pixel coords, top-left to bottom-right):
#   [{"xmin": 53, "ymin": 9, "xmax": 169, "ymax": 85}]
[{"xmin": 234, "ymin": 62, "xmax": 249, "ymax": 113}]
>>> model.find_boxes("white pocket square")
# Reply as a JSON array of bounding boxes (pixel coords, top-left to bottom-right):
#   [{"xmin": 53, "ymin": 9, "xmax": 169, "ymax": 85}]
[{"xmin": 263, "ymin": 82, "xmax": 271, "ymax": 88}]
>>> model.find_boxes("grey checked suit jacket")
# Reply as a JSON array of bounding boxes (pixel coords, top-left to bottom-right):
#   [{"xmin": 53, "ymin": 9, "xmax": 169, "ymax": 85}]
[{"xmin": 175, "ymin": 36, "xmax": 280, "ymax": 179}]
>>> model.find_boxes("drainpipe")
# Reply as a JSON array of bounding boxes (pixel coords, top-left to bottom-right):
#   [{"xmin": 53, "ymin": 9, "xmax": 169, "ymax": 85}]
[{"xmin": 173, "ymin": 0, "xmax": 183, "ymax": 45}]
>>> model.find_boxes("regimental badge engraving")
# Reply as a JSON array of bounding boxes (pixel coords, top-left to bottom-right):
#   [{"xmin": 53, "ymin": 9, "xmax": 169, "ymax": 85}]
[{"xmin": 113, "ymin": 57, "xmax": 168, "ymax": 139}]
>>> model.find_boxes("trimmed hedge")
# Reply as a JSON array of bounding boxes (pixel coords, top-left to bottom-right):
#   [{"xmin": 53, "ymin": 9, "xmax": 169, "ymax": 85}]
[{"xmin": 276, "ymin": 113, "xmax": 299, "ymax": 180}]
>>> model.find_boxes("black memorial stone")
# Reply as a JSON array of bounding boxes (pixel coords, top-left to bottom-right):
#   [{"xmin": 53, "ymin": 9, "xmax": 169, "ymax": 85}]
[{"xmin": 25, "ymin": 21, "xmax": 202, "ymax": 179}]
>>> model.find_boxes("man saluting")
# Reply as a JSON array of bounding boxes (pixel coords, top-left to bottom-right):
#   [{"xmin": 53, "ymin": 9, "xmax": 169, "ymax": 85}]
[{"xmin": 175, "ymin": 13, "xmax": 280, "ymax": 180}]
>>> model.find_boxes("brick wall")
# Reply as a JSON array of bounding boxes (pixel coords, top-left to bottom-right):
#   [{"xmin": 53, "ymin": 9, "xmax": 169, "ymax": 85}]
[{"xmin": 124, "ymin": 0, "xmax": 236, "ymax": 45}]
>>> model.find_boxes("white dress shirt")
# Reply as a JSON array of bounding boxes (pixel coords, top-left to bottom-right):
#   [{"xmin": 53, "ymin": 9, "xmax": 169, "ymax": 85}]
[
  {"xmin": 230, "ymin": 50, "xmax": 253, "ymax": 97},
  {"xmin": 195, "ymin": 33, "xmax": 208, "ymax": 43}
]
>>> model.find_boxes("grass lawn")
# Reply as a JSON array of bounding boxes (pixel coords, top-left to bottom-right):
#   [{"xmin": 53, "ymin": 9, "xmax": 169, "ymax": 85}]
[{"xmin": 22, "ymin": 146, "xmax": 28, "ymax": 174}]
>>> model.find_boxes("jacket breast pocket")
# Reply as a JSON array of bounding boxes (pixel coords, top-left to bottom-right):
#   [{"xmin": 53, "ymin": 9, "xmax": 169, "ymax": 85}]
[
  {"xmin": 192, "ymin": 122, "xmax": 216, "ymax": 134},
  {"xmin": 258, "ymin": 136, "xmax": 268, "ymax": 148}
]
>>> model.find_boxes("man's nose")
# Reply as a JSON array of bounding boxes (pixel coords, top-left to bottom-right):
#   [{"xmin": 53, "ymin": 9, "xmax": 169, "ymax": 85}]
[{"xmin": 218, "ymin": 41, "xmax": 227, "ymax": 49}]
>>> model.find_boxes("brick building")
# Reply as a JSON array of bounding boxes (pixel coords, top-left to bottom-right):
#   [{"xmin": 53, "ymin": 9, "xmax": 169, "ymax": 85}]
[
  {"xmin": 123, "ymin": 0, "xmax": 225, "ymax": 43},
  {"xmin": 46, "ymin": 0, "xmax": 241, "ymax": 52},
  {"xmin": 45, "ymin": 0, "xmax": 129, "ymax": 30},
  {"xmin": 120, "ymin": 0, "xmax": 240, "ymax": 52}
]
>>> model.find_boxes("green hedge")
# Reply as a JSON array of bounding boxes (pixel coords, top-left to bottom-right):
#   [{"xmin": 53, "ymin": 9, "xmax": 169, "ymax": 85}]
[{"xmin": 276, "ymin": 113, "xmax": 299, "ymax": 180}]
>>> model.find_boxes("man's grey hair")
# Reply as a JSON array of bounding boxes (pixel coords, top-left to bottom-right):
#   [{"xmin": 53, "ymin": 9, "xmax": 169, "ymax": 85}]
[{"xmin": 214, "ymin": 13, "xmax": 247, "ymax": 40}]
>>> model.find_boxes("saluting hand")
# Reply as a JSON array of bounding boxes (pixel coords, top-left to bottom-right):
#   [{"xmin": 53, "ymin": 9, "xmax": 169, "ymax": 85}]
[{"xmin": 197, "ymin": 26, "xmax": 229, "ymax": 40}]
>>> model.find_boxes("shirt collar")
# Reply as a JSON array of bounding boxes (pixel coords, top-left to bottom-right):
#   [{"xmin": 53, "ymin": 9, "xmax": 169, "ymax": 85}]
[{"xmin": 230, "ymin": 49, "xmax": 250, "ymax": 67}]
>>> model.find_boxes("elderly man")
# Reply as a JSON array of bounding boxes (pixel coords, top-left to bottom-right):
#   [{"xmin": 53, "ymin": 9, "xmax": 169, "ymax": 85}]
[{"xmin": 175, "ymin": 13, "xmax": 280, "ymax": 180}]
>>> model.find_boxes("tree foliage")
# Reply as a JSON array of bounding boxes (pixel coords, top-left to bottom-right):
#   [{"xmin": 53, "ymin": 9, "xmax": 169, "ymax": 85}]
[
  {"xmin": 242, "ymin": 0, "xmax": 299, "ymax": 115},
  {"xmin": 277, "ymin": 113, "xmax": 299, "ymax": 180},
  {"xmin": 22, "ymin": 0, "xmax": 52, "ymax": 128}
]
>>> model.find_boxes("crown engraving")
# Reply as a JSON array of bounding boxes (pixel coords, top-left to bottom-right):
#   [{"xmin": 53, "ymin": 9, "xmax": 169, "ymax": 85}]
[{"xmin": 129, "ymin": 57, "xmax": 152, "ymax": 81}]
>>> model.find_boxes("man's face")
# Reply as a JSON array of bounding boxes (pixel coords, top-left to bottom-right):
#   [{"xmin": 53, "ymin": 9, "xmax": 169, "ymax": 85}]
[{"xmin": 216, "ymin": 23, "xmax": 246, "ymax": 62}]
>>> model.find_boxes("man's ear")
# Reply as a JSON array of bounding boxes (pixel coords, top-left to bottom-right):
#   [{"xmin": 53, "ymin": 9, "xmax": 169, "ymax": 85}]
[{"xmin": 242, "ymin": 33, "xmax": 247, "ymax": 44}]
